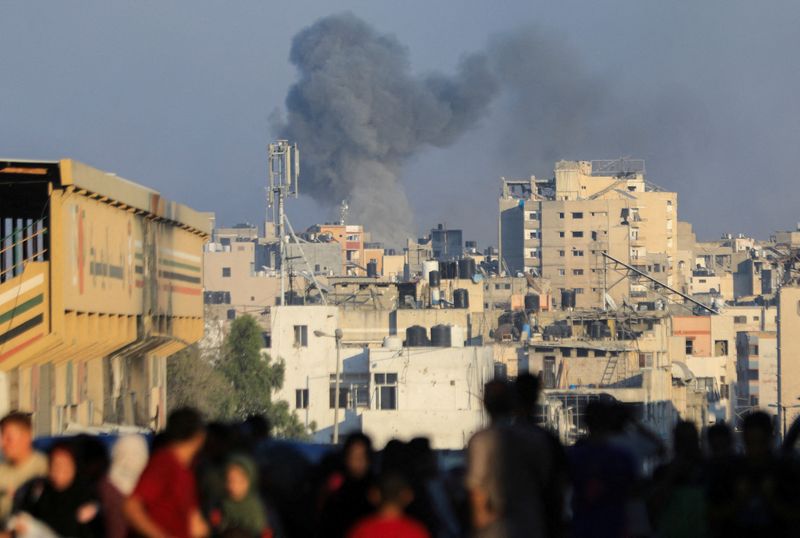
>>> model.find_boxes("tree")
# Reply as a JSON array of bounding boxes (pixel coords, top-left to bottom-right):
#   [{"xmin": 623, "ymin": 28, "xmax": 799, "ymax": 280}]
[
  {"xmin": 217, "ymin": 315, "xmax": 307, "ymax": 438},
  {"xmin": 167, "ymin": 345, "xmax": 237, "ymax": 420}
]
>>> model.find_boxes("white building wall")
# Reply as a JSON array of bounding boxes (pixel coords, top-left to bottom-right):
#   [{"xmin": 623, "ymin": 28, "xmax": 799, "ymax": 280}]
[{"xmin": 271, "ymin": 303, "xmax": 494, "ymax": 448}]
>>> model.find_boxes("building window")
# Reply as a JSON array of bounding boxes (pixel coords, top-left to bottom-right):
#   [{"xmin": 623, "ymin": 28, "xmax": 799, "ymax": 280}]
[
  {"xmin": 504, "ymin": 283, "xmax": 511, "ymax": 290},
  {"xmin": 572, "ymin": 231, "xmax": 584, "ymax": 238},
  {"xmin": 374, "ymin": 373, "xmax": 398, "ymax": 410},
  {"xmin": 749, "ymin": 344, "xmax": 759, "ymax": 355},
  {"xmin": 330, "ymin": 373, "xmax": 370, "ymax": 409},
  {"xmin": 750, "ymin": 395, "xmax": 759, "ymax": 406},
  {"xmin": 734, "ymin": 315, "xmax": 747, "ymax": 324},
  {"xmin": 559, "ymin": 212, "xmax": 565, "ymax": 219},
  {"xmin": 226, "ymin": 309, "xmax": 236, "ymax": 320},
  {"xmin": 685, "ymin": 338, "xmax": 694, "ymax": 355},
  {"xmin": 572, "ymin": 250, "xmax": 584, "ymax": 257},
  {"xmin": 559, "ymin": 231, "xmax": 565, "ymax": 238},
  {"xmin": 576, "ymin": 348, "xmax": 589, "ymax": 357},
  {"xmin": 559, "ymin": 250, "xmax": 565, "ymax": 257},
  {"xmin": 558, "ymin": 269, "xmax": 566, "ymax": 276},
  {"xmin": 714, "ymin": 340, "xmax": 728, "ymax": 356},
  {"xmin": 222, "ymin": 267, "xmax": 231, "ymax": 277},
  {"xmin": 528, "ymin": 211, "xmax": 539, "ymax": 220},
  {"xmin": 638, "ymin": 353, "xmax": 654, "ymax": 368},
  {"xmin": 573, "ymin": 269, "xmax": 584, "ymax": 276},
  {"xmin": 529, "ymin": 231, "xmax": 539, "ymax": 239},
  {"xmin": 294, "ymin": 325, "xmax": 308, "ymax": 347},
  {"xmin": 591, "ymin": 231, "xmax": 598, "ymax": 241},
  {"xmin": 295, "ymin": 389, "xmax": 309, "ymax": 409},
  {"xmin": 572, "ymin": 212, "xmax": 584, "ymax": 219},
  {"xmin": 574, "ymin": 288, "xmax": 584, "ymax": 294},
  {"xmin": 748, "ymin": 369, "xmax": 759, "ymax": 381},
  {"xmin": 543, "ymin": 357, "xmax": 556, "ymax": 389},
  {"xmin": 561, "ymin": 348, "xmax": 571, "ymax": 357}
]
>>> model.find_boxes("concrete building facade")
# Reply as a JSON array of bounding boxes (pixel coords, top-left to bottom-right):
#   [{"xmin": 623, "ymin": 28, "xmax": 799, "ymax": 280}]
[
  {"xmin": 270, "ymin": 305, "xmax": 493, "ymax": 448},
  {"xmin": 500, "ymin": 160, "xmax": 678, "ymax": 309}
]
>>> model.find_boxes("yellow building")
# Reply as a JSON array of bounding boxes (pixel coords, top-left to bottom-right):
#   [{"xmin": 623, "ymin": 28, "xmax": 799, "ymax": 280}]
[
  {"xmin": 0, "ymin": 159, "xmax": 209, "ymax": 434},
  {"xmin": 500, "ymin": 160, "xmax": 678, "ymax": 309}
]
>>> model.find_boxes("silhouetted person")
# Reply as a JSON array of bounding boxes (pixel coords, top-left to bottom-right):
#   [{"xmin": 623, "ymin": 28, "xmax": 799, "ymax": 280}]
[
  {"xmin": 513, "ymin": 374, "xmax": 567, "ymax": 538},
  {"xmin": 567, "ymin": 400, "xmax": 637, "ymax": 538},
  {"xmin": 704, "ymin": 422, "xmax": 737, "ymax": 538},
  {"xmin": 466, "ymin": 379, "xmax": 557, "ymax": 538},
  {"xmin": 727, "ymin": 411, "xmax": 788, "ymax": 536},
  {"xmin": 317, "ymin": 433, "xmax": 374, "ymax": 538},
  {"xmin": 649, "ymin": 421, "xmax": 708, "ymax": 538}
]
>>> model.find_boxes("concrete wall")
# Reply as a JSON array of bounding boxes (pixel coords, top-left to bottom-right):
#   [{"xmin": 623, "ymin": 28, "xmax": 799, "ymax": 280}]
[{"xmin": 779, "ymin": 286, "xmax": 800, "ymax": 428}]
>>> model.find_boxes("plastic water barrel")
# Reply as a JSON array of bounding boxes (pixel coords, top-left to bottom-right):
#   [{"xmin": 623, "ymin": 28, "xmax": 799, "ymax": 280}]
[
  {"xmin": 430, "ymin": 324, "xmax": 451, "ymax": 347},
  {"xmin": 405, "ymin": 325, "xmax": 428, "ymax": 346},
  {"xmin": 453, "ymin": 288, "xmax": 469, "ymax": 309}
]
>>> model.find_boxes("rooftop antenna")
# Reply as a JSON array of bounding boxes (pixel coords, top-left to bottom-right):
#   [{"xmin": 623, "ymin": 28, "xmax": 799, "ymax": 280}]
[
  {"xmin": 268, "ymin": 140, "xmax": 298, "ymax": 306},
  {"xmin": 267, "ymin": 140, "xmax": 327, "ymax": 306}
]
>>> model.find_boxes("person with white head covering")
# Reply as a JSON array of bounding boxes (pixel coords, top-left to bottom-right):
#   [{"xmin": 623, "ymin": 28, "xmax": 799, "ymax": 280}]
[{"xmin": 98, "ymin": 435, "xmax": 149, "ymax": 538}]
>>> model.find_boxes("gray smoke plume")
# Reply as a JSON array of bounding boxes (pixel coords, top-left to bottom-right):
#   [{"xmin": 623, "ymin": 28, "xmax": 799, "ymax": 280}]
[
  {"xmin": 277, "ymin": 13, "xmax": 497, "ymax": 245},
  {"xmin": 278, "ymin": 16, "xmax": 714, "ymax": 246}
]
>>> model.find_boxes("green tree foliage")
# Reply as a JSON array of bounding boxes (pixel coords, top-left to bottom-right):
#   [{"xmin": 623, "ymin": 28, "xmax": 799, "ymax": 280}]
[
  {"xmin": 167, "ymin": 315, "xmax": 307, "ymax": 439},
  {"xmin": 167, "ymin": 346, "xmax": 237, "ymax": 420}
]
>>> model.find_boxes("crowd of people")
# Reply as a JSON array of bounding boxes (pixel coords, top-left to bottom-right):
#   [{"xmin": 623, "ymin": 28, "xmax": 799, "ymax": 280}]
[{"xmin": 0, "ymin": 373, "xmax": 799, "ymax": 537}]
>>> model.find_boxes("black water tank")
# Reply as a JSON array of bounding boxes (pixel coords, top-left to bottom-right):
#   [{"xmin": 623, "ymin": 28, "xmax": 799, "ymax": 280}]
[
  {"xmin": 430, "ymin": 324, "xmax": 451, "ymax": 347},
  {"xmin": 524, "ymin": 293, "xmax": 540, "ymax": 313},
  {"xmin": 589, "ymin": 321, "xmax": 607, "ymax": 339},
  {"xmin": 429, "ymin": 270, "xmax": 441, "ymax": 287},
  {"xmin": 438, "ymin": 261, "xmax": 452, "ymax": 279},
  {"xmin": 453, "ymin": 288, "xmax": 469, "ymax": 309},
  {"xmin": 405, "ymin": 325, "xmax": 428, "ymax": 347},
  {"xmin": 561, "ymin": 289, "xmax": 576, "ymax": 309},
  {"xmin": 367, "ymin": 261, "xmax": 378, "ymax": 277},
  {"xmin": 458, "ymin": 258, "xmax": 476, "ymax": 280},
  {"xmin": 446, "ymin": 261, "xmax": 458, "ymax": 279}
]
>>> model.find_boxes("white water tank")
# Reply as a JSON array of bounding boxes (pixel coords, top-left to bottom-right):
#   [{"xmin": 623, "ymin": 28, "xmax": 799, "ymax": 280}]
[
  {"xmin": 422, "ymin": 260, "xmax": 439, "ymax": 283},
  {"xmin": 450, "ymin": 325, "xmax": 465, "ymax": 347},
  {"xmin": 431, "ymin": 288, "xmax": 441, "ymax": 305},
  {"xmin": 382, "ymin": 336, "xmax": 403, "ymax": 350}
]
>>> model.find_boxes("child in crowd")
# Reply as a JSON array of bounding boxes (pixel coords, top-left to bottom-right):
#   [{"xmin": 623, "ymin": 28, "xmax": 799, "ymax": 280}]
[
  {"xmin": 211, "ymin": 454, "xmax": 272, "ymax": 538},
  {"xmin": 347, "ymin": 472, "xmax": 429, "ymax": 538}
]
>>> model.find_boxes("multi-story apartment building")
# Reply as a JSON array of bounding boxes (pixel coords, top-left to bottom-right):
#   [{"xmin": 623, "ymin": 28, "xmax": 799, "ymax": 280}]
[
  {"xmin": 736, "ymin": 331, "xmax": 778, "ymax": 413},
  {"xmin": 500, "ymin": 159, "xmax": 678, "ymax": 309}
]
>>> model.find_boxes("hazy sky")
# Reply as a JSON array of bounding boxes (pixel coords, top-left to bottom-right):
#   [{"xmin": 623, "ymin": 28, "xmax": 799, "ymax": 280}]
[{"xmin": 2, "ymin": 1, "xmax": 798, "ymax": 247}]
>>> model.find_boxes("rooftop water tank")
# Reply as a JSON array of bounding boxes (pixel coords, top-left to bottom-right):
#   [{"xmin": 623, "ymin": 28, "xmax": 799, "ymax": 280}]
[
  {"xmin": 405, "ymin": 325, "xmax": 428, "ymax": 347},
  {"xmin": 458, "ymin": 258, "xmax": 476, "ymax": 280},
  {"xmin": 524, "ymin": 293, "xmax": 540, "ymax": 313},
  {"xmin": 453, "ymin": 288, "xmax": 469, "ymax": 309},
  {"xmin": 430, "ymin": 324, "xmax": 452, "ymax": 347}
]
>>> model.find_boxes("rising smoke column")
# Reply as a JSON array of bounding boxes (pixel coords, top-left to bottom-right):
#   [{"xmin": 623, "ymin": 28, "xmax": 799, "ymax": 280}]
[{"xmin": 278, "ymin": 13, "xmax": 497, "ymax": 245}]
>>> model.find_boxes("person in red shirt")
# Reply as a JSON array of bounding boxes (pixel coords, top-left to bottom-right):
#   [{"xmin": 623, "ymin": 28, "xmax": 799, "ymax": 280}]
[
  {"xmin": 125, "ymin": 408, "xmax": 208, "ymax": 538},
  {"xmin": 348, "ymin": 472, "xmax": 429, "ymax": 538}
]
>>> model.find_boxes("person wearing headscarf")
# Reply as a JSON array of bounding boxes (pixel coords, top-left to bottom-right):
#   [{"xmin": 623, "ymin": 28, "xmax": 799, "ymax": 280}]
[
  {"xmin": 98, "ymin": 435, "xmax": 149, "ymax": 538},
  {"xmin": 211, "ymin": 454, "xmax": 271, "ymax": 538},
  {"xmin": 12, "ymin": 441, "xmax": 102, "ymax": 538}
]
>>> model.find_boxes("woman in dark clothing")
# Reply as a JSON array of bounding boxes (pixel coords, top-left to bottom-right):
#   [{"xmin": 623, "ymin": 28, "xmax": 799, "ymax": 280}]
[
  {"xmin": 13, "ymin": 441, "xmax": 102, "ymax": 538},
  {"xmin": 316, "ymin": 434, "xmax": 374, "ymax": 538}
]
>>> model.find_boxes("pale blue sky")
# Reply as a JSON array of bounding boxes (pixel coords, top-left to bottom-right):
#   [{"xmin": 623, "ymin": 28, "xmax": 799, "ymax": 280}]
[{"xmin": 2, "ymin": 1, "xmax": 798, "ymax": 246}]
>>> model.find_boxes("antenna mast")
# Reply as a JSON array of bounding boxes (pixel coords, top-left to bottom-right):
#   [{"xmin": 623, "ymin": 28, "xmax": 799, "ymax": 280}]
[{"xmin": 268, "ymin": 140, "xmax": 299, "ymax": 306}]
